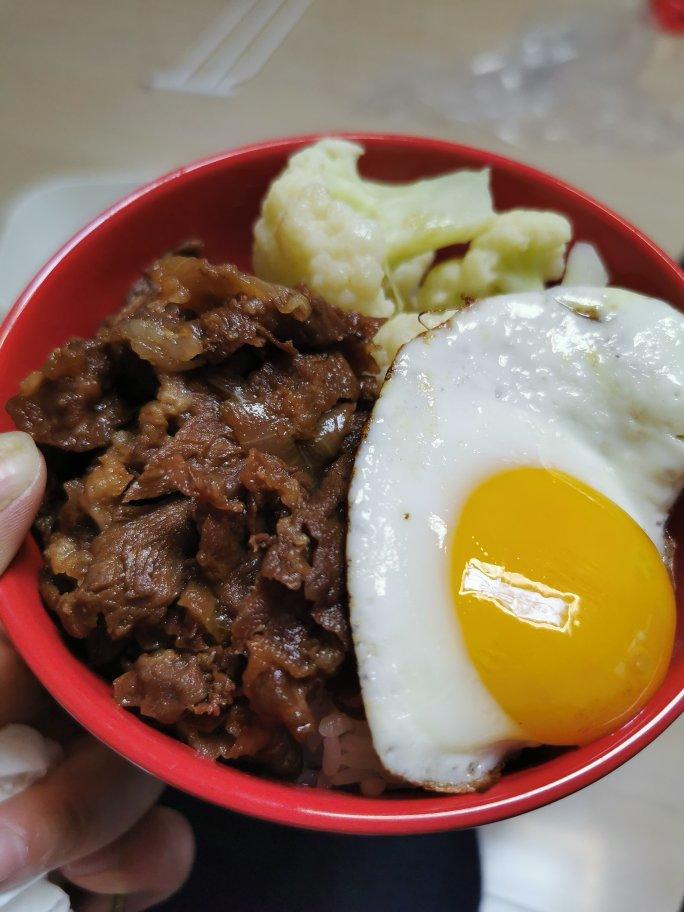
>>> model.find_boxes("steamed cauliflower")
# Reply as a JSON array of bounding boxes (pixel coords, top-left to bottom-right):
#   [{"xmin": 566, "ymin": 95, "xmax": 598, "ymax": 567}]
[
  {"xmin": 253, "ymin": 139, "xmax": 494, "ymax": 317},
  {"xmin": 459, "ymin": 209, "xmax": 572, "ymax": 295},
  {"xmin": 416, "ymin": 209, "xmax": 572, "ymax": 311},
  {"xmin": 416, "ymin": 259, "xmax": 464, "ymax": 312},
  {"xmin": 371, "ymin": 168, "xmax": 494, "ymax": 262},
  {"xmin": 252, "ymin": 140, "xmax": 577, "ymax": 378},
  {"xmin": 374, "ymin": 310, "xmax": 455, "ymax": 376},
  {"xmin": 562, "ymin": 241, "xmax": 609, "ymax": 287},
  {"xmin": 386, "ymin": 252, "xmax": 434, "ymax": 309},
  {"xmin": 253, "ymin": 142, "xmax": 392, "ymax": 317}
]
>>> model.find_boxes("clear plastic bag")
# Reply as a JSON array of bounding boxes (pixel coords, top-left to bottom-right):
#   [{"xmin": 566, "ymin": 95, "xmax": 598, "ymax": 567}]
[{"xmin": 422, "ymin": 0, "xmax": 684, "ymax": 151}]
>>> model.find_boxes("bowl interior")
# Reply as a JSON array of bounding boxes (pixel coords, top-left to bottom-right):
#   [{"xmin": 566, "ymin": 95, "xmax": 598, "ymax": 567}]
[{"xmin": 0, "ymin": 134, "xmax": 682, "ymax": 834}]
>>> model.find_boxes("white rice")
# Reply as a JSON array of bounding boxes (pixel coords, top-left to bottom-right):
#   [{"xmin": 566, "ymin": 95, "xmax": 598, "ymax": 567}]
[{"xmin": 299, "ymin": 711, "xmax": 405, "ymax": 795}]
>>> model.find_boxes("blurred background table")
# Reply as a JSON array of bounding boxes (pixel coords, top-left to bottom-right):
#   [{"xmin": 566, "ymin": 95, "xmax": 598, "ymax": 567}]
[{"xmin": 0, "ymin": 2, "xmax": 682, "ymax": 911}]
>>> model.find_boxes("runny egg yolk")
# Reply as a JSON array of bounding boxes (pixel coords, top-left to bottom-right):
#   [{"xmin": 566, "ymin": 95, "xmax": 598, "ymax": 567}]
[{"xmin": 450, "ymin": 468, "xmax": 676, "ymax": 746}]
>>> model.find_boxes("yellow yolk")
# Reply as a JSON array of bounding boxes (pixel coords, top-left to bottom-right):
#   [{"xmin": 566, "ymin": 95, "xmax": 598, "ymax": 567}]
[{"xmin": 450, "ymin": 468, "xmax": 676, "ymax": 746}]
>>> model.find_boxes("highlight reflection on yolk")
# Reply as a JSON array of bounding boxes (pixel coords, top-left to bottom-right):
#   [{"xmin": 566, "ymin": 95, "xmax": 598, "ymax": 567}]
[{"xmin": 450, "ymin": 468, "xmax": 676, "ymax": 746}]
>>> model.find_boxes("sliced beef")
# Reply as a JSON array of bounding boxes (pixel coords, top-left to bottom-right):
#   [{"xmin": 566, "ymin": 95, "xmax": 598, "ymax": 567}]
[
  {"xmin": 123, "ymin": 414, "xmax": 243, "ymax": 508},
  {"xmin": 114, "ymin": 646, "xmax": 238, "ymax": 726},
  {"xmin": 71, "ymin": 498, "xmax": 194, "ymax": 639},
  {"xmin": 7, "ymin": 339, "xmax": 132, "ymax": 451},
  {"xmin": 8, "ymin": 250, "xmax": 380, "ymax": 778},
  {"xmin": 114, "ymin": 649, "xmax": 210, "ymax": 725}
]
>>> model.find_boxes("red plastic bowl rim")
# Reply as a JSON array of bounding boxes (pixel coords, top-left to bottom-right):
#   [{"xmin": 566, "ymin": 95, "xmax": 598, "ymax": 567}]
[{"xmin": 0, "ymin": 133, "xmax": 683, "ymax": 835}]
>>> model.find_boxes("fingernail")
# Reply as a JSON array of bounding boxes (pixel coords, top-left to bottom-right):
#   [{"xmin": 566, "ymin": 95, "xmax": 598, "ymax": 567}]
[
  {"xmin": 0, "ymin": 826, "xmax": 28, "ymax": 883},
  {"xmin": 0, "ymin": 432, "xmax": 42, "ymax": 513},
  {"xmin": 0, "ymin": 432, "xmax": 45, "ymax": 574}
]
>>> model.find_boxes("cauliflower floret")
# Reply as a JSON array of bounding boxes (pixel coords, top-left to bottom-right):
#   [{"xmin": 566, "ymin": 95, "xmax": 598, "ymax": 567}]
[
  {"xmin": 253, "ymin": 138, "xmax": 495, "ymax": 317},
  {"xmin": 414, "ymin": 209, "xmax": 571, "ymax": 309},
  {"xmin": 416, "ymin": 259, "xmax": 464, "ymax": 312},
  {"xmin": 253, "ymin": 142, "xmax": 392, "ymax": 317},
  {"xmin": 562, "ymin": 241, "xmax": 609, "ymax": 287},
  {"xmin": 254, "ymin": 141, "xmax": 575, "ymax": 338},
  {"xmin": 373, "ymin": 311, "xmax": 455, "ymax": 376},
  {"xmin": 459, "ymin": 209, "xmax": 572, "ymax": 296},
  {"xmin": 387, "ymin": 252, "xmax": 434, "ymax": 309}
]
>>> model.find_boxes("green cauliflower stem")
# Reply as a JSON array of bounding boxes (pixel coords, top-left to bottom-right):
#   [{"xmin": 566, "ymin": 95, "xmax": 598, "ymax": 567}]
[{"xmin": 370, "ymin": 170, "xmax": 494, "ymax": 263}]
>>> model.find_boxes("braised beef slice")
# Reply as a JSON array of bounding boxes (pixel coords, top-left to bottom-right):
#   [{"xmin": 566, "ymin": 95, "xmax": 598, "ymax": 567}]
[
  {"xmin": 73, "ymin": 499, "xmax": 195, "ymax": 640},
  {"xmin": 7, "ymin": 339, "xmax": 132, "ymax": 451},
  {"xmin": 123, "ymin": 414, "xmax": 243, "ymax": 507},
  {"xmin": 9, "ymin": 251, "xmax": 380, "ymax": 778},
  {"xmin": 114, "ymin": 646, "xmax": 238, "ymax": 725},
  {"xmin": 114, "ymin": 649, "xmax": 209, "ymax": 725}
]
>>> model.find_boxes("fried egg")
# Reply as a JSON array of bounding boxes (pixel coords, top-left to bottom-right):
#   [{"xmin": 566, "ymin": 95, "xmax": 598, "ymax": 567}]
[{"xmin": 348, "ymin": 286, "xmax": 683, "ymax": 790}]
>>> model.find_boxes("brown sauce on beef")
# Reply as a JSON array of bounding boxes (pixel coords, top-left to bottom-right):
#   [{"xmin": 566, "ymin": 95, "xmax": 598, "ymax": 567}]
[{"xmin": 7, "ymin": 248, "xmax": 380, "ymax": 778}]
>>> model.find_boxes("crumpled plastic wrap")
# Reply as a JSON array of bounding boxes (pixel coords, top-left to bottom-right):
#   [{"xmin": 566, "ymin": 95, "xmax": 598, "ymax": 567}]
[{"xmin": 422, "ymin": 0, "xmax": 684, "ymax": 151}]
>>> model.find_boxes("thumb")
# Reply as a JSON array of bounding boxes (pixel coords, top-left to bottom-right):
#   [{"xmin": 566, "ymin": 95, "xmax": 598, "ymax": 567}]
[{"xmin": 0, "ymin": 432, "xmax": 45, "ymax": 575}]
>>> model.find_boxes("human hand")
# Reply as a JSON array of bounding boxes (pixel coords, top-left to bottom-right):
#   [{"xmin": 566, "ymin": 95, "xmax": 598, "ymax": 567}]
[{"xmin": 0, "ymin": 431, "xmax": 194, "ymax": 911}]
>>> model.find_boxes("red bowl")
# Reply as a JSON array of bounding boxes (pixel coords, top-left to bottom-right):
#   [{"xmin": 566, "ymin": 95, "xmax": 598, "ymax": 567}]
[{"xmin": 0, "ymin": 134, "xmax": 682, "ymax": 835}]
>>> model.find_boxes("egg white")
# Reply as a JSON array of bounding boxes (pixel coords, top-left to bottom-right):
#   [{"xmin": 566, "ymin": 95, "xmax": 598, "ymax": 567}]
[{"xmin": 348, "ymin": 286, "xmax": 684, "ymax": 790}]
